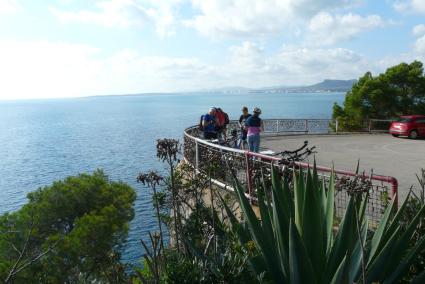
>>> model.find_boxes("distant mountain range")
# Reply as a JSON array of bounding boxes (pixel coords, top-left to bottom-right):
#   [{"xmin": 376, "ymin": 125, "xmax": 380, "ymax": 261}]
[
  {"xmin": 294, "ymin": 79, "xmax": 357, "ymax": 92},
  {"xmin": 204, "ymin": 79, "xmax": 357, "ymax": 94}
]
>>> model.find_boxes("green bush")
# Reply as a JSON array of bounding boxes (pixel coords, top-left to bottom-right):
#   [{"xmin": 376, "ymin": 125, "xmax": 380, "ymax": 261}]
[
  {"xmin": 399, "ymin": 169, "xmax": 425, "ymax": 282},
  {"xmin": 333, "ymin": 61, "xmax": 425, "ymax": 131},
  {"xmin": 0, "ymin": 170, "xmax": 136, "ymax": 283},
  {"xmin": 224, "ymin": 165, "xmax": 425, "ymax": 283}
]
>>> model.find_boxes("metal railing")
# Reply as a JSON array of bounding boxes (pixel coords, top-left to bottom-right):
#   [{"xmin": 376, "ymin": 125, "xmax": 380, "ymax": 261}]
[
  {"xmin": 183, "ymin": 119, "xmax": 398, "ymax": 225},
  {"xmin": 368, "ymin": 119, "xmax": 395, "ymax": 133},
  {"xmin": 226, "ymin": 118, "xmax": 335, "ymax": 135}
]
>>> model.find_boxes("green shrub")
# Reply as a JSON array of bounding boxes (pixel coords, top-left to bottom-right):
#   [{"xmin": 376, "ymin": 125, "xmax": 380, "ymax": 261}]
[
  {"xmin": 224, "ymin": 165, "xmax": 425, "ymax": 283},
  {"xmin": 333, "ymin": 61, "xmax": 425, "ymax": 131},
  {"xmin": 399, "ymin": 169, "xmax": 425, "ymax": 282},
  {"xmin": 0, "ymin": 170, "xmax": 136, "ymax": 283}
]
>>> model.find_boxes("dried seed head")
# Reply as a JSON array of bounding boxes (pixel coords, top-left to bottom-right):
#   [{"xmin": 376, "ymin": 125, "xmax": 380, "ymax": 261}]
[
  {"xmin": 137, "ymin": 171, "xmax": 164, "ymax": 187},
  {"xmin": 156, "ymin": 138, "xmax": 180, "ymax": 162}
]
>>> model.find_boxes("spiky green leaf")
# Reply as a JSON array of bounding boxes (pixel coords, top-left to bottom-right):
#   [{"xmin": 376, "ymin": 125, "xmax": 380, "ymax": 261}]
[{"xmin": 289, "ymin": 220, "xmax": 317, "ymax": 284}]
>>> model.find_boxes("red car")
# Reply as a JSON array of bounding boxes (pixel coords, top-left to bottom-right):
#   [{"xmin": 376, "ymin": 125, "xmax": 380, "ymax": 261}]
[{"xmin": 389, "ymin": 115, "xmax": 425, "ymax": 139}]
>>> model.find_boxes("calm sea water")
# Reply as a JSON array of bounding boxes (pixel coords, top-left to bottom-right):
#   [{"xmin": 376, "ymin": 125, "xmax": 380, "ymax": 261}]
[{"xmin": 0, "ymin": 91, "xmax": 344, "ymax": 263}]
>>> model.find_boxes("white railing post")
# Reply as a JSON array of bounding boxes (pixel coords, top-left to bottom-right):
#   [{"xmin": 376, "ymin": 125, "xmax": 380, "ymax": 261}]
[
  {"xmin": 276, "ymin": 119, "xmax": 279, "ymax": 133},
  {"xmin": 335, "ymin": 119, "xmax": 339, "ymax": 134}
]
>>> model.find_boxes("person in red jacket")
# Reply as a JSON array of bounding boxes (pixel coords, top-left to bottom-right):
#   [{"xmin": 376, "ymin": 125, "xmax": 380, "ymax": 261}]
[{"xmin": 215, "ymin": 107, "xmax": 229, "ymax": 140}]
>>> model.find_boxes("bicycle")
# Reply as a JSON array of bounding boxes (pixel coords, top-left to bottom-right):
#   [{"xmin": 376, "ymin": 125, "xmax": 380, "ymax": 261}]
[{"xmin": 272, "ymin": 140, "xmax": 317, "ymax": 164}]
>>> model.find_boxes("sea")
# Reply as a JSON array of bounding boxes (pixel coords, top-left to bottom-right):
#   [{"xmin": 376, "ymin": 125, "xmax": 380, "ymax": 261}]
[{"xmin": 0, "ymin": 91, "xmax": 345, "ymax": 265}]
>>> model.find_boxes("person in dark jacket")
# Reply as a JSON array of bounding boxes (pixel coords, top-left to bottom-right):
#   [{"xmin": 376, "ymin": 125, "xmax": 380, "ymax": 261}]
[
  {"xmin": 238, "ymin": 106, "xmax": 251, "ymax": 149},
  {"xmin": 202, "ymin": 108, "xmax": 217, "ymax": 139}
]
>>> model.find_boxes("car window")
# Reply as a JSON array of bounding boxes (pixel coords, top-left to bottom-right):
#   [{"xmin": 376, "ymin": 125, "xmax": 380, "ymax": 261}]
[
  {"xmin": 398, "ymin": 118, "xmax": 412, "ymax": 123},
  {"xmin": 415, "ymin": 118, "xmax": 425, "ymax": 124}
]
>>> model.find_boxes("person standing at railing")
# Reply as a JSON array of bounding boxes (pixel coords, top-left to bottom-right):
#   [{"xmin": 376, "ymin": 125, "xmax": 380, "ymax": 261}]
[
  {"xmin": 244, "ymin": 107, "xmax": 264, "ymax": 152},
  {"xmin": 215, "ymin": 107, "xmax": 230, "ymax": 140},
  {"xmin": 238, "ymin": 106, "xmax": 251, "ymax": 149},
  {"xmin": 201, "ymin": 107, "xmax": 218, "ymax": 139}
]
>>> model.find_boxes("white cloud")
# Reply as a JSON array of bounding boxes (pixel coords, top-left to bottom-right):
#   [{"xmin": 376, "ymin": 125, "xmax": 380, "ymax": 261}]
[
  {"xmin": 49, "ymin": 0, "xmax": 181, "ymax": 37},
  {"xmin": 414, "ymin": 35, "xmax": 425, "ymax": 55},
  {"xmin": 307, "ymin": 12, "xmax": 386, "ymax": 46},
  {"xmin": 0, "ymin": 40, "xmax": 213, "ymax": 100},
  {"xmin": 197, "ymin": 42, "xmax": 372, "ymax": 87},
  {"xmin": 0, "ymin": 0, "xmax": 19, "ymax": 14},
  {"xmin": 0, "ymin": 40, "xmax": 102, "ymax": 99},
  {"xmin": 3, "ymin": 38, "xmax": 424, "ymax": 100},
  {"xmin": 412, "ymin": 24, "xmax": 425, "ymax": 36},
  {"xmin": 265, "ymin": 46, "xmax": 369, "ymax": 85},
  {"xmin": 394, "ymin": 0, "xmax": 425, "ymax": 14},
  {"xmin": 184, "ymin": 0, "xmax": 360, "ymax": 38},
  {"xmin": 49, "ymin": 0, "xmax": 147, "ymax": 28},
  {"xmin": 411, "ymin": 25, "xmax": 425, "ymax": 59},
  {"xmin": 227, "ymin": 42, "xmax": 264, "ymax": 71}
]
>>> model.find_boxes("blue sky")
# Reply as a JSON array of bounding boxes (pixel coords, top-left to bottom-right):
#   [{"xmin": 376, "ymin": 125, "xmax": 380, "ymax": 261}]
[{"xmin": 1, "ymin": 0, "xmax": 425, "ymax": 99}]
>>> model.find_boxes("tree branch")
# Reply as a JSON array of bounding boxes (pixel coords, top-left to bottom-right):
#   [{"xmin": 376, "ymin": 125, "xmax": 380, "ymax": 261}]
[{"xmin": 4, "ymin": 218, "xmax": 34, "ymax": 283}]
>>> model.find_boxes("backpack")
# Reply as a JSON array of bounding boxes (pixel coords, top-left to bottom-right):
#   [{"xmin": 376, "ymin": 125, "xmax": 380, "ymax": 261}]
[
  {"xmin": 224, "ymin": 112, "xmax": 229, "ymax": 125},
  {"xmin": 216, "ymin": 108, "xmax": 229, "ymax": 126}
]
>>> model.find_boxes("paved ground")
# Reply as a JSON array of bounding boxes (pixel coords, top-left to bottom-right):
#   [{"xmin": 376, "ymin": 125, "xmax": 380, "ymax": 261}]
[{"xmin": 262, "ymin": 133, "xmax": 425, "ymax": 201}]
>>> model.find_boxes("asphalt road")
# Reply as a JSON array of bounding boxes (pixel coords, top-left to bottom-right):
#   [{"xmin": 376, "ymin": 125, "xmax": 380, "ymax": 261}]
[{"xmin": 262, "ymin": 133, "xmax": 425, "ymax": 201}]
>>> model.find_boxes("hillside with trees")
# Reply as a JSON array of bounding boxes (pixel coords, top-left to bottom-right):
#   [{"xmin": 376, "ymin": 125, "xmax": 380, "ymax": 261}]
[{"xmin": 333, "ymin": 61, "xmax": 425, "ymax": 130}]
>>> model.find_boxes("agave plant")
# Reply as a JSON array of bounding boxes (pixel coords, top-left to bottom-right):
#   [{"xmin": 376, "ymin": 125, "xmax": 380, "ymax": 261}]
[{"xmin": 222, "ymin": 165, "xmax": 425, "ymax": 283}]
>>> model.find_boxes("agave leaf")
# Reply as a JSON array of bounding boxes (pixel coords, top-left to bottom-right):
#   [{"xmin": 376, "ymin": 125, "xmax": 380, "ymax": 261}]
[
  {"xmin": 358, "ymin": 192, "xmax": 368, "ymax": 223},
  {"xmin": 301, "ymin": 168, "xmax": 325, "ymax": 275},
  {"xmin": 320, "ymin": 178, "xmax": 327, "ymax": 215},
  {"xmin": 324, "ymin": 169, "xmax": 335, "ymax": 255},
  {"xmin": 366, "ymin": 226, "xmax": 402, "ymax": 282},
  {"xmin": 323, "ymin": 196, "xmax": 357, "ymax": 283},
  {"xmin": 218, "ymin": 193, "xmax": 238, "ymax": 226},
  {"xmin": 271, "ymin": 166, "xmax": 293, "ymax": 219},
  {"xmin": 270, "ymin": 167, "xmax": 291, "ymax": 279},
  {"xmin": 234, "ymin": 176, "xmax": 284, "ymax": 283},
  {"xmin": 410, "ymin": 270, "xmax": 425, "ymax": 284},
  {"xmin": 271, "ymin": 190, "xmax": 290, "ymax": 280},
  {"xmin": 270, "ymin": 167, "xmax": 291, "ymax": 233},
  {"xmin": 289, "ymin": 220, "xmax": 317, "ymax": 284},
  {"xmin": 294, "ymin": 167, "xmax": 305, "ymax": 232},
  {"xmin": 349, "ymin": 218, "xmax": 369, "ymax": 283},
  {"xmin": 257, "ymin": 185, "xmax": 275, "ymax": 248},
  {"xmin": 330, "ymin": 254, "xmax": 349, "ymax": 284},
  {"xmin": 384, "ymin": 234, "xmax": 425, "ymax": 284},
  {"xmin": 283, "ymin": 174, "xmax": 294, "ymax": 217},
  {"xmin": 379, "ymin": 203, "xmax": 425, "ymax": 278},
  {"xmin": 366, "ymin": 194, "xmax": 397, "ymax": 266},
  {"xmin": 381, "ymin": 191, "xmax": 411, "ymax": 245},
  {"xmin": 313, "ymin": 158, "xmax": 319, "ymax": 189},
  {"xmin": 218, "ymin": 193, "xmax": 252, "ymax": 244},
  {"xmin": 262, "ymin": 171, "xmax": 275, "ymax": 224},
  {"xmin": 248, "ymin": 254, "xmax": 269, "ymax": 280}
]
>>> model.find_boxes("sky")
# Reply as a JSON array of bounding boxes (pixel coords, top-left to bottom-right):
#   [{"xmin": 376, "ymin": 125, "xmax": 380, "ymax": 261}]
[{"xmin": 1, "ymin": 0, "xmax": 425, "ymax": 100}]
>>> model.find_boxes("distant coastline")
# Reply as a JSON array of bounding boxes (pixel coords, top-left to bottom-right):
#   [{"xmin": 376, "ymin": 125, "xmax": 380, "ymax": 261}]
[
  {"xmin": 0, "ymin": 79, "xmax": 353, "ymax": 102},
  {"xmin": 200, "ymin": 79, "xmax": 356, "ymax": 94}
]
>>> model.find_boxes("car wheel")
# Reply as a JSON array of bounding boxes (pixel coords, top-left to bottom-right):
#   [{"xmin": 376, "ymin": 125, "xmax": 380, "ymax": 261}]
[
  {"xmin": 409, "ymin": 130, "xmax": 418, "ymax": 139},
  {"xmin": 392, "ymin": 134, "xmax": 399, "ymax": 137}
]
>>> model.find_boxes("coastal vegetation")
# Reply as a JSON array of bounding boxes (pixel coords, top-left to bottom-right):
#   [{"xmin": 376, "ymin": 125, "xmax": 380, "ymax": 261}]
[
  {"xmin": 134, "ymin": 139, "xmax": 425, "ymax": 283},
  {"xmin": 1, "ymin": 139, "xmax": 424, "ymax": 283},
  {"xmin": 226, "ymin": 167, "xmax": 425, "ymax": 283},
  {"xmin": 0, "ymin": 170, "xmax": 136, "ymax": 283},
  {"xmin": 333, "ymin": 60, "xmax": 425, "ymax": 130}
]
